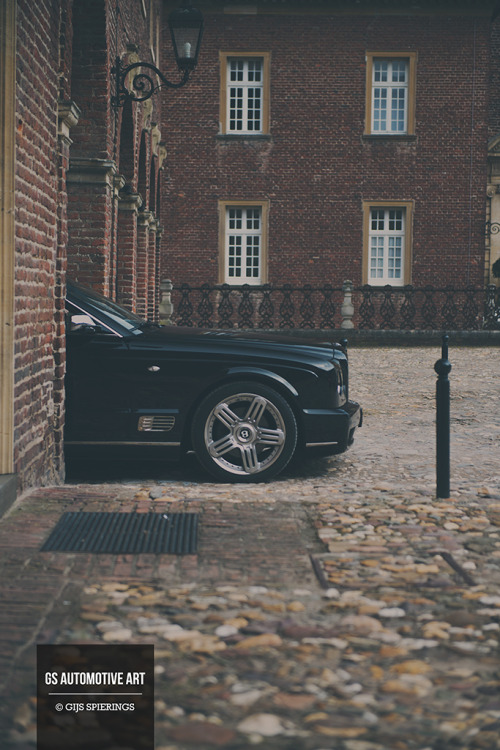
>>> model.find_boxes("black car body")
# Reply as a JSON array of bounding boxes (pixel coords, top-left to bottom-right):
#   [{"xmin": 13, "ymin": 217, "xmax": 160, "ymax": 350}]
[{"xmin": 65, "ymin": 282, "xmax": 362, "ymax": 482}]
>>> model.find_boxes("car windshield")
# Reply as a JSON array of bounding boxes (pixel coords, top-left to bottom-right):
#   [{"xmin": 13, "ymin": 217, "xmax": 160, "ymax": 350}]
[{"xmin": 67, "ymin": 282, "xmax": 146, "ymax": 334}]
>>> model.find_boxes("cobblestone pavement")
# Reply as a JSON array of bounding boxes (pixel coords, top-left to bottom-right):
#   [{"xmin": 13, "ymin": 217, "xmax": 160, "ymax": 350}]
[{"xmin": 0, "ymin": 346, "xmax": 499, "ymax": 749}]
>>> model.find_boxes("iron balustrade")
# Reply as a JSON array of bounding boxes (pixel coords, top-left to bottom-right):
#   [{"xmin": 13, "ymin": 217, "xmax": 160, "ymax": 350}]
[
  {"xmin": 357, "ymin": 284, "xmax": 499, "ymax": 331},
  {"xmin": 173, "ymin": 283, "xmax": 342, "ymax": 329},
  {"xmin": 159, "ymin": 282, "xmax": 500, "ymax": 331}
]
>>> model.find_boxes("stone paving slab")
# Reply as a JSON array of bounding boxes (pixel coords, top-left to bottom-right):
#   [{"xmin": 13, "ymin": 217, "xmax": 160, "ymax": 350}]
[{"xmin": 0, "ymin": 346, "xmax": 499, "ymax": 749}]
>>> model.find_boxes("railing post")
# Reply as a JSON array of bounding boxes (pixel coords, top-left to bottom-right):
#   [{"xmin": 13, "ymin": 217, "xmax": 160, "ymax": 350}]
[
  {"xmin": 159, "ymin": 278, "xmax": 173, "ymax": 325},
  {"xmin": 434, "ymin": 334, "xmax": 452, "ymax": 499},
  {"xmin": 484, "ymin": 283, "xmax": 499, "ymax": 329},
  {"xmin": 341, "ymin": 279, "xmax": 354, "ymax": 329}
]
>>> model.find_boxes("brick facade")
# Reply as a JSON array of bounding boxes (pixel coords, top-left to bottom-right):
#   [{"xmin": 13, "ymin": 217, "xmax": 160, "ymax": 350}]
[
  {"xmin": 161, "ymin": 0, "xmax": 497, "ymax": 290},
  {"xmin": 14, "ymin": 0, "xmax": 62, "ymax": 487}
]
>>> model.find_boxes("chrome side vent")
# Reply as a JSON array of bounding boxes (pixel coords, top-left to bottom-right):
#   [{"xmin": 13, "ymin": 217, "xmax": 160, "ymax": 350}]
[{"xmin": 138, "ymin": 415, "xmax": 175, "ymax": 432}]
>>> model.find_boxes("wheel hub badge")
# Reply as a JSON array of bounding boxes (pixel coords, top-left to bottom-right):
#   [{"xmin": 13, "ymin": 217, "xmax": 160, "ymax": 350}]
[{"xmin": 235, "ymin": 423, "xmax": 256, "ymax": 444}]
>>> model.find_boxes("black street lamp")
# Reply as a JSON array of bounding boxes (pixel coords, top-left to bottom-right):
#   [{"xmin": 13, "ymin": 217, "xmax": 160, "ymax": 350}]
[{"xmin": 112, "ymin": 1, "xmax": 203, "ymax": 107}]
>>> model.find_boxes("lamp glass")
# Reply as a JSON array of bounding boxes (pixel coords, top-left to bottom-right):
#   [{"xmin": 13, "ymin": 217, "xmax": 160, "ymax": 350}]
[{"xmin": 169, "ymin": 4, "xmax": 203, "ymax": 70}]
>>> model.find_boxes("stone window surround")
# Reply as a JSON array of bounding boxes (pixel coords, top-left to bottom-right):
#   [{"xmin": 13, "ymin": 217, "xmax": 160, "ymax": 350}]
[
  {"xmin": 218, "ymin": 199, "xmax": 269, "ymax": 285},
  {"xmin": 362, "ymin": 200, "xmax": 414, "ymax": 286},
  {"xmin": 365, "ymin": 51, "xmax": 417, "ymax": 137},
  {"xmin": 219, "ymin": 51, "xmax": 271, "ymax": 136}
]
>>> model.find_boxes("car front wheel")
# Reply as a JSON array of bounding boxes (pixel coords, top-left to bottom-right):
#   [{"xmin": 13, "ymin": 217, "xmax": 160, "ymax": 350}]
[{"xmin": 191, "ymin": 381, "xmax": 297, "ymax": 482}]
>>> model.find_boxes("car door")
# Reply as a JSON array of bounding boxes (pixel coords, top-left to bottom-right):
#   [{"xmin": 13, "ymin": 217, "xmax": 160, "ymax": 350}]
[
  {"xmin": 65, "ymin": 309, "xmax": 134, "ymax": 444},
  {"xmin": 120, "ymin": 335, "xmax": 200, "ymax": 446}
]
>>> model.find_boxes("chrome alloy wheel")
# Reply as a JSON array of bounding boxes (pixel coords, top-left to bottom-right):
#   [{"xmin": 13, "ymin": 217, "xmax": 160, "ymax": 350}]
[
  {"xmin": 205, "ymin": 393, "xmax": 286, "ymax": 476},
  {"xmin": 192, "ymin": 381, "xmax": 297, "ymax": 482}
]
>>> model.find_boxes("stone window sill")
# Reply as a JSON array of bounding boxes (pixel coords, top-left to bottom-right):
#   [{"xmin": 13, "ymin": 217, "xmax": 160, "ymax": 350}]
[
  {"xmin": 216, "ymin": 134, "xmax": 273, "ymax": 144},
  {"xmin": 362, "ymin": 134, "xmax": 417, "ymax": 143}
]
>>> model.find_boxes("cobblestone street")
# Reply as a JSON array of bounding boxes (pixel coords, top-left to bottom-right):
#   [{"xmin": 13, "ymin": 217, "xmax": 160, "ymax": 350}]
[{"xmin": 0, "ymin": 345, "xmax": 499, "ymax": 749}]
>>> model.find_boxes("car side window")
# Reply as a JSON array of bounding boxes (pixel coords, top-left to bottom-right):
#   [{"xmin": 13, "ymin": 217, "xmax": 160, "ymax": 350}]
[{"xmin": 65, "ymin": 303, "xmax": 115, "ymax": 335}]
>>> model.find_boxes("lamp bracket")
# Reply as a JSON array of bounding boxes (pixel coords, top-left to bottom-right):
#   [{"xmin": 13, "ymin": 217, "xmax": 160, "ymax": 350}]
[{"xmin": 112, "ymin": 58, "xmax": 190, "ymax": 107}]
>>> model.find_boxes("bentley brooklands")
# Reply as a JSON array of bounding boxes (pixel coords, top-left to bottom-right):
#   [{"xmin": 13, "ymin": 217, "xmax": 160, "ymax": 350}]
[{"xmin": 65, "ymin": 282, "xmax": 362, "ymax": 482}]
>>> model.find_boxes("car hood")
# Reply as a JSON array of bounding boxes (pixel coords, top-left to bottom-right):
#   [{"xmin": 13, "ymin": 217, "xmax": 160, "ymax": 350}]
[{"xmin": 136, "ymin": 325, "xmax": 345, "ymax": 360}]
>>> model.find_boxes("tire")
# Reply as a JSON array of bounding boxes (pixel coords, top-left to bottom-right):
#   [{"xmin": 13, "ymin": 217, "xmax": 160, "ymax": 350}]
[{"xmin": 191, "ymin": 381, "xmax": 297, "ymax": 482}]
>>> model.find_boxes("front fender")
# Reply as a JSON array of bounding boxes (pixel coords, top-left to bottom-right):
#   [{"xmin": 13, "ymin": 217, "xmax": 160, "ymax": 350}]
[{"xmin": 225, "ymin": 365, "xmax": 302, "ymax": 398}]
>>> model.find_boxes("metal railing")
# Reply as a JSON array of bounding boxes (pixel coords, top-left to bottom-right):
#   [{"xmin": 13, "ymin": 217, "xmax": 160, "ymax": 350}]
[{"xmin": 159, "ymin": 280, "xmax": 500, "ymax": 331}]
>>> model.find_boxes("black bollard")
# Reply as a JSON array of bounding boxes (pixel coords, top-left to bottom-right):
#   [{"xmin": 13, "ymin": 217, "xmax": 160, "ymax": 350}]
[{"xmin": 434, "ymin": 334, "xmax": 452, "ymax": 499}]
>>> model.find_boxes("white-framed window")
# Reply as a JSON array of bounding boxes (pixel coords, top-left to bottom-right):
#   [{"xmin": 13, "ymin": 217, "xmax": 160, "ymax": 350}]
[
  {"xmin": 219, "ymin": 202, "xmax": 269, "ymax": 285},
  {"xmin": 365, "ymin": 53, "xmax": 417, "ymax": 136},
  {"xmin": 363, "ymin": 202, "xmax": 413, "ymax": 286},
  {"xmin": 228, "ymin": 59, "xmax": 263, "ymax": 133},
  {"xmin": 372, "ymin": 60, "xmax": 407, "ymax": 133},
  {"xmin": 369, "ymin": 208, "xmax": 405, "ymax": 283},
  {"xmin": 227, "ymin": 206, "xmax": 261, "ymax": 282},
  {"xmin": 220, "ymin": 53, "xmax": 270, "ymax": 135}
]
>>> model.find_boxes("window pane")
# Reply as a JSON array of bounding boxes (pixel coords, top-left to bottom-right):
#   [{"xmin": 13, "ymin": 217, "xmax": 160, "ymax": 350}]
[
  {"xmin": 391, "ymin": 89, "xmax": 406, "ymax": 131},
  {"xmin": 373, "ymin": 61, "xmax": 388, "ymax": 82},
  {"xmin": 227, "ymin": 58, "xmax": 264, "ymax": 134},
  {"xmin": 371, "ymin": 59, "xmax": 409, "ymax": 134},
  {"xmin": 371, "ymin": 210, "xmax": 385, "ymax": 231},
  {"xmin": 370, "ymin": 238, "xmax": 384, "ymax": 278},
  {"xmin": 226, "ymin": 207, "xmax": 262, "ymax": 284},
  {"xmin": 388, "ymin": 237, "xmax": 402, "ymax": 278},
  {"xmin": 391, "ymin": 61, "xmax": 407, "ymax": 82},
  {"xmin": 246, "ymin": 236, "xmax": 260, "ymax": 277},
  {"xmin": 228, "ymin": 236, "xmax": 242, "ymax": 277},
  {"xmin": 229, "ymin": 60, "xmax": 244, "ymax": 81},
  {"xmin": 229, "ymin": 87, "xmax": 244, "ymax": 131},
  {"xmin": 228, "ymin": 208, "xmax": 242, "ymax": 229},
  {"xmin": 373, "ymin": 88, "xmax": 387, "ymax": 132},
  {"xmin": 368, "ymin": 207, "xmax": 406, "ymax": 285},
  {"xmin": 246, "ymin": 209, "xmax": 260, "ymax": 229},
  {"xmin": 247, "ymin": 88, "xmax": 262, "ymax": 131},
  {"xmin": 388, "ymin": 210, "xmax": 403, "ymax": 231},
  {"xmin": 248, "ymin": 60, "xmax": 262, "ymax": 82}
]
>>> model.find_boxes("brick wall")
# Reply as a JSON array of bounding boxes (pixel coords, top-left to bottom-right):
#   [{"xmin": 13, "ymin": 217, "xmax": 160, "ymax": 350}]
[
  {"xmin": 12, "ymin": 0, "xmax": 165, "ymax": 491},
  {"xmin": 161, "ymin": 3, "xmax": 491, "ymax": 289},
  {"xmin": 489, "ymin": 18, "xmax": 500, "ymax": 140},
  {"xmin": 14, "ymin": 0, "xmax": 63, "ymax": 488}
]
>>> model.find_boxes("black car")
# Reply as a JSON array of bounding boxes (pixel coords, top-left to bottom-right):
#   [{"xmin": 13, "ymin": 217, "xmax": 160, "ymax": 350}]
[{"xmin": 65, "ymin": 282, "xmax": 362, "ymax": 482}]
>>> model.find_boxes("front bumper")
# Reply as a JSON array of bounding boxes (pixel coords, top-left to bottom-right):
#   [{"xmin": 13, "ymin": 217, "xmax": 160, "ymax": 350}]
[{"xmin": 302, "ymin": 400, "xmax": 362, "ymax": 456}]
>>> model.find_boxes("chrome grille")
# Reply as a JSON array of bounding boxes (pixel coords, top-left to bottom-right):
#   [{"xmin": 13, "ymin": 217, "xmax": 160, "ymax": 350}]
[{"xmin": 138, "ymin": 415, "xmax": 175, "ymax": 432}]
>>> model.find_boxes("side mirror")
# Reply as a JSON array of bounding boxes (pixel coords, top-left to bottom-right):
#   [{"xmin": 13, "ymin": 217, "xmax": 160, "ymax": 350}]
[{"xmin": 69, "ymin": 313, "xmax": 98, "ymax": 334}]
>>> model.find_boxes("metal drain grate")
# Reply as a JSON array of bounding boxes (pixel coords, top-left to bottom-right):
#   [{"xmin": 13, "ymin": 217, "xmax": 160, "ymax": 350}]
[{"xmin": 41, "ymin": 512, "xmax": 198, "ymax": 555}]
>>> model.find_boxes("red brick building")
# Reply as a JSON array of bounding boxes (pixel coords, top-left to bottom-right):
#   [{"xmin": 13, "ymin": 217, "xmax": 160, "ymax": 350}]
[
  {"xmin": 162, "ymin": 0, "xmax": 500, "ymax": 291},
  {"xmin": 0, "ymin": 0, "xmax": 499, "ymax": 501}
]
